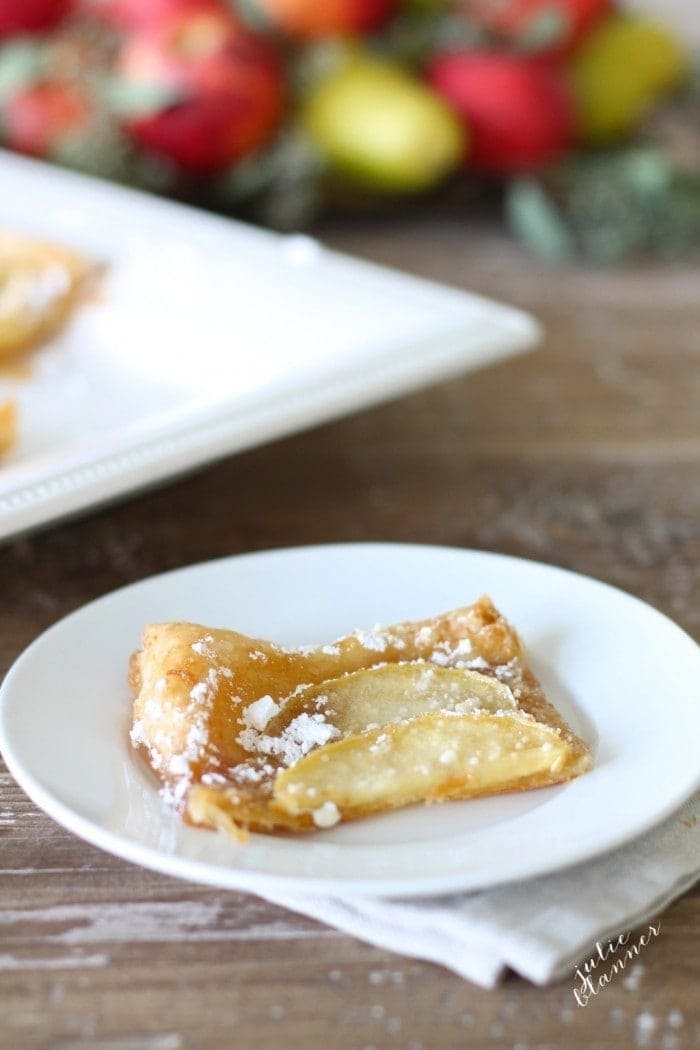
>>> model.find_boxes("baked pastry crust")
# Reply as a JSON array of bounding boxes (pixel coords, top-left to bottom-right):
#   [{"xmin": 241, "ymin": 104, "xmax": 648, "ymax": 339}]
[
  {"xmin": 0, "ymin": 230, "xmax": 93, "ymax": 359},
  {"xmin": 0, "ymin": 399, "xmax": 17, "ymax": 459},
  {"xmin": 130, "ymin": 597, "xmax": 592, "ymax": 837}
]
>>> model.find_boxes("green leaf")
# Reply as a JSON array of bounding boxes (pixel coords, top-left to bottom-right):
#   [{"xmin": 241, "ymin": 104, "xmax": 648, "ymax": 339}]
[
  {"xmin": 230, "ymin": 0, "xmax": 269, "ymax": 32},
  {"xmin": 433, "ymin": 15, "xmax": 490, "ymax": 53},
  {"xmin": 292, "ymin": 41, "xmax": 351, "ymax": 96},
  {"xmin": 621, "ymin": 149, "xmax": 671, "ymax": 197},
  {"xmin": 104, "ymin": 77, "xmax": 179, "ymax": 118},
  {"xmin": 506, "ymin": 178, "xmax": 574, "ymax": 263},
  {"xmin": 516, "ymin": 8, "xmax": 571, "ymax": 52},
  {"xmin": 0, "ymin": 41, "xmax": 47, "ymax": 103},
  {"xmin": 217, "ymin": 128, "xmax": 325, "ymax": 230}
]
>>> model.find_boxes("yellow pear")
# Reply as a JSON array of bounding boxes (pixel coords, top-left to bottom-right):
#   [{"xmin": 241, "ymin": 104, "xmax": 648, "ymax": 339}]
[{"xmin": 303, "ymin": 56, "xmax": 466, "ymax": 192}]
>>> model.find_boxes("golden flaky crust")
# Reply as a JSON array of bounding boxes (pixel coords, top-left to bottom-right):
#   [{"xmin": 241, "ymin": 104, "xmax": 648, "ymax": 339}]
[
  {"xmin": 0, "ymin": 230, "xmax": 94, "ymax": 359},
  {"xmin": 0, "ymin": 399, "xmax": 17, "ymax": 459},
  {"xmin": 129, "ymin": 597, "xmax": 592, "ymax": 836}
]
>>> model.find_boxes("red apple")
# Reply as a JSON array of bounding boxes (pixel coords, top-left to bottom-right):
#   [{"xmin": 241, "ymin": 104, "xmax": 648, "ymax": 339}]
[
  {"xmin": 465, "ymin": 0, "xmax": 611, "ymax": 56},
  {"xmin": 428, "ymin": 52, "xmax": 575, "ymax": 173},
  {"xmin": 0, "ymin": 0, "xmax": 71, "ymax": 36},
  {"xmin": 127, "ymin": 94, "xmax": 276, "ymax": 173},
  {"xmin": 252, "ymin": 0, "xmax": 396, "ymax": 40},
  {"xmin": 3, "ymin": 81, "xmax": 92, "ymax": 157},
  {"xmin": 91, "ymin": 0, "xmax": 224, "ymax": 32},
  {"xmin": 118, "ymin": 8, "xmax": 286, "ymax": 174}
]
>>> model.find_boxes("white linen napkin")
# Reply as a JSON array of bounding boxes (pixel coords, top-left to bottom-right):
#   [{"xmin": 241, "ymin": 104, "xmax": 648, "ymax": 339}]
[{"xmin": 269, "ymin": 791, "xmax": 699, "ymax": 988}]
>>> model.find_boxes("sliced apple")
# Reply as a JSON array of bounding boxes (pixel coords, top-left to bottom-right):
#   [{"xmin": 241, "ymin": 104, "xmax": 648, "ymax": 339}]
[
  {"xmin": 262, "ymin": 663, "xmax": 516, "ymax": 741},
  {"xmin": 274, "ymin": 712, "xmax": 570, "ymax": 819}
]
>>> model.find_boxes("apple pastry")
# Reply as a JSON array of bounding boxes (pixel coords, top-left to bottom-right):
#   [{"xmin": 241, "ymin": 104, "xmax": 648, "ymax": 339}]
[
  {"xmin": 0, "ymin": 398, "xmax": 17, "ymax": 459},
  {"xmin": 129, "ymin": 597, "xmax": 592, "ymax": 838},
  {"xmin": 0, "ymin": 229, "xmax": 94, "ymax": 359}
]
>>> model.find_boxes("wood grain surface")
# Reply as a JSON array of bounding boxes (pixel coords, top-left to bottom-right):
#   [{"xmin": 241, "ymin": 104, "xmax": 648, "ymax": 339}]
[{"xmin": 1, "ymin": 215, "xmax": 698, "ymax": 1049}]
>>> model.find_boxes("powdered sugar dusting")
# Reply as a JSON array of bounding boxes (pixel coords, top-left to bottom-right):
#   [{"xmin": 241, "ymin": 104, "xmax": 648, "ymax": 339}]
[
  {"xmin": 181, "ymin": 669, "xmax": 220, "ymax": 761},
  {"xmin": 191, "ymin": 635, "xmax": 216, "ymax": 658},
  {"xmin": 312, "ymin": 801, "xmax": 340, "ymax": 828},
  {"xmin": 429, "ymin": 638, "xmax": 478, "ymax": 667},
  {"xmin": 142, "ymin": 663, "xmax": 234, "ymax": 805},
  {"xmin": 351, "ymin": 627, "xmax": 389, "ymax": 652},
  {"xmin": 241, "ymin": 695, "xmax": 280, "ymax": 732},
  {"xmin": 225, "ymin": 760, "xmax": 277, "ymax": 785},
  {"xmin": 463, "ymin": 656, "xmax": 489, "ymax": 671},
  {"xmin": 294, "ymin": 642, "xmax": 342, "ymax": 656},
  {"xmin": 238, "ymin": 712, "xmax": 340, "ymax": 767}
]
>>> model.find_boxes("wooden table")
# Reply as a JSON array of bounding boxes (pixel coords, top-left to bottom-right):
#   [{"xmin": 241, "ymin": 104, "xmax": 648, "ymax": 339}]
[{"xmin": 1, "ymin": 216, "xmax": 698, "ymax": 1049}]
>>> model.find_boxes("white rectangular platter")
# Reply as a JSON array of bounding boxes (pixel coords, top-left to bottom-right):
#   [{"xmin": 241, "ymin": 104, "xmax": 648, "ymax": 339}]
[{"xmin": 0, "ymin": 151, "xmax": 539, "ymax": 542}]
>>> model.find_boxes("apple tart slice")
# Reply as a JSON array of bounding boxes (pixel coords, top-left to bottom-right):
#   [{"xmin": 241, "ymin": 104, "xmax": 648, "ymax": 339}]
[
  {"xmin": 0, "ymin": 230, "xmax": 95, "ymax": 359},
  {"xmin": 0, "ymin": 399, "xmax": 17, "ymax": 459},
  {"xmin": 129, "ymin": 597, "xmax": 592, "ymax": 838}
]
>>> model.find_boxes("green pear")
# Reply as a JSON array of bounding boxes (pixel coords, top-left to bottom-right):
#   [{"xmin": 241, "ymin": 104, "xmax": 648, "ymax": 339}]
[
  {"xmin": 303, "ymin": 57, "xmax": 466, "ymax": 193},
  {"xmin": 569, "ymin": 14, "xmax": 687, "ymax": 144}
]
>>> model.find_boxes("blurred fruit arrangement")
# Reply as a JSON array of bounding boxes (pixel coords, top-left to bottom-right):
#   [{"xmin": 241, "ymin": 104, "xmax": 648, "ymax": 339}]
[{"xmin": 0, "ymin": 0, "xmax": 697, "ymax": 262}]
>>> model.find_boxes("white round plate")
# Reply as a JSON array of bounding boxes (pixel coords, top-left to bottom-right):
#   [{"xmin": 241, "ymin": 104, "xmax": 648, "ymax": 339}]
[{"xmin": 1, "ymin": 543, "xmax": 699, "ymax": 898}]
